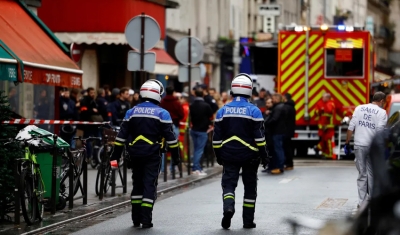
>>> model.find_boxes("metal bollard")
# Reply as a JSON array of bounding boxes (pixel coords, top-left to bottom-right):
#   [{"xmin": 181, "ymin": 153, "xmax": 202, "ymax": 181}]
[
  {"xmin": 51, "ymin": 135, "xmax": 58, "ymax": 215},
  {"xmin": 163, "ymin": 153, "xmax": 167, "ymax": 182},
  {"xmin": 14, "ymin": 159, "xmax": 20, "ymax": 224},
  {"xmin": 111, "ymin": 168, "xmax": 116, "ymax": 197},
  {"xmin": 68, "ymin": 150, "xmax": 74, "ymax": 209},
  {"xmin": 186, "ymin": 131, "xmax": 191, "ymax": 175},
  {"xmin": 123, "ymin": 156, "xmax": 127, "ymax": 194},
  {"xmin": 179, "ymin": 159, "xmax": 183, "ymax": 178},
  {"xmin": 82, "ymin": 155, "xmax": 88, "ymax": 205},
  {"xmin": 99, "ymin": 141, "xmax": 107, "ymax": 200}
]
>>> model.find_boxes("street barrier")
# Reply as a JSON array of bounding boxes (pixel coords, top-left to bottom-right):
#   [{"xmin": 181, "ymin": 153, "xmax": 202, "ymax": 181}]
[{"xmin": 1, "ymin": 119, "xmax": 110, "ymax": 125}]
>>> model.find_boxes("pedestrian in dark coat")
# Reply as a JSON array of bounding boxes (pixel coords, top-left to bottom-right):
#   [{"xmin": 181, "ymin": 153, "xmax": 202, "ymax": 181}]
[{"xmin": 283, "ymin": 93, "xmax": 296, "ymax": 170}]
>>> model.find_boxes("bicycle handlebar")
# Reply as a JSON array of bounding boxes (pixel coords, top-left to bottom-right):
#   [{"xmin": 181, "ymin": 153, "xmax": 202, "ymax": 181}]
[{"xmin": 73, "ymin": 136, "xmax": 102, "ymax": 141}]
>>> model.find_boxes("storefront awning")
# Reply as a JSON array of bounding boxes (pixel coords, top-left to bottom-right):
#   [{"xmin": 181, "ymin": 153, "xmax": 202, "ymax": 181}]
[
  {"xmin": 0, "ymin": 1, "xmax": 83, "ymax": 88},
  {"xmin": 55, "ymin": 32, "xmax": 127, "ymax": 45},
  {"xmin": 0, "ymin": 40, "xmax": 24, "ymax": 82},
  {"xmin": 150, "ymin": 48, "xmax": 178, "ymax": 76}
]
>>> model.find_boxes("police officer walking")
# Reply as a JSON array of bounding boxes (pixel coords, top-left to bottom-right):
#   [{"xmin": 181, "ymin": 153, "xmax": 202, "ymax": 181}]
[
  {"xmin": 345, "ymin": 91, "xmax": 387, "ymax": 209},
  {"xmin": 110, "ymin": 80, "xmax": 180, "ymax": 229},
  {"xmin": 213, "ymin": 73, "xmax": 269, "ymax": 229}
]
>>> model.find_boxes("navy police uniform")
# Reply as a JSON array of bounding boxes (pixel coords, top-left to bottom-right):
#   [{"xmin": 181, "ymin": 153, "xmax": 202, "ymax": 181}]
[
  {"xmin": 213, "ymin": 96, "xmax": 269, "ymax": 227},
  {"xmin": 108, "ymin": 99, "xmax": 130, "ymax": 126},
  {"xmin": 111, "ymin": 101, "xmax": 180, "ymax": 227}
]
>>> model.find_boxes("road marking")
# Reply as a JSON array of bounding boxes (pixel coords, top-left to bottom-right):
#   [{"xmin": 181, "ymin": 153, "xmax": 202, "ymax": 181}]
[
  {"xmin": 317, "ymin": 198, "xmax": 348, "ymax": 209},
  {"xmin": 279, "ymin": 177, "xmax": 298, "ymax": 184}
]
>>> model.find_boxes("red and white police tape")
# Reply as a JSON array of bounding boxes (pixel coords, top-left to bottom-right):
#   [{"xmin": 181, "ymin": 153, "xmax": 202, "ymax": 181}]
[{"xmin": 1, "ymin": 119, "xmax": 110, "ymax": 125}]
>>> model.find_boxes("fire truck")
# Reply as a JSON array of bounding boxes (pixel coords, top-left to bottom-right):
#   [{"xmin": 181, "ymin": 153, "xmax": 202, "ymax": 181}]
[{"xmin": 277, "ymin": 25, "xmax": 373, "ymax": 157}]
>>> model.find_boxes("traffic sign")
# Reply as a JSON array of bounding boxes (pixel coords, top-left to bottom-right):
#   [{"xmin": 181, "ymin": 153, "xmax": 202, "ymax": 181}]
[
  {"xmin": 174, "ymin": 37, "xmax": 204, "ymax": 65},
  {"xmin": 258, "ymin": 4, "xmax": 281, "ymax": 16},
  {"xmin": 178, "ymin": 65, "xmax": 200, "ymax": 82},
  {"xmin": 127, "ymin": 51, "xmax": 156, "ymax": 72},
  {"xmin": 125, "ymin": 15, "xmax": 161, "ymax": 51},
  {"xmin": 70, "ymin": 43, "xmax": 83, "ymax": 63}
]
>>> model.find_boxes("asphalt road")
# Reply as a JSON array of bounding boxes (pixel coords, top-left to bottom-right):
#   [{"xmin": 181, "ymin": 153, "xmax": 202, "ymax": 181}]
[{"xmin": 71, "ymin": 164, "xmax": 358, "ymax": 235}]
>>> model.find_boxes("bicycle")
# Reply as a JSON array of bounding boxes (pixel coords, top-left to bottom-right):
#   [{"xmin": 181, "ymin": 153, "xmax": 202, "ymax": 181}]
[
  {"xmin": 60, "ymin": 136, "xmax": 101, "ymax": 201},
  {"xmin": 95, "ymin": 125, "xmax": 125, "ymax": 196},
  {"xmin": 2, "ymin": 134, "xmax": 54, "ymax": 225}
]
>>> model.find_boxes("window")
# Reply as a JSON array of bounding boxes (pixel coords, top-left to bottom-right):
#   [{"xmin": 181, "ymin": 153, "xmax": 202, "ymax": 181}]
[
  {"xmin": 389, "ymin": 103, "xmax": 400, "ymax": 118},
  {"xmin": 325, "ymin": 48, "xmax": 364, "ymax": 77}
]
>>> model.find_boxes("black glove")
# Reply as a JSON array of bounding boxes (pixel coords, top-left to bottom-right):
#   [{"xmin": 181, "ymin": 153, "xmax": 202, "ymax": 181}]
[
  {"xmin": 216, "ymin": 156, "xmax": 223, "ymax": 166},
  {"xmin": 344, "ymin": 143, "xmax": 352, "ymax": 156},
  {"xmin": 171, "ymin": 154, "xmax": 180, "ymax": 166},
  {"xmin": 250, "ymin": 157, "xmax": 261, "ymax": 166},
  {"xmin": 261, "ymin": 157, "xmax": 270, "ymax": 169}
]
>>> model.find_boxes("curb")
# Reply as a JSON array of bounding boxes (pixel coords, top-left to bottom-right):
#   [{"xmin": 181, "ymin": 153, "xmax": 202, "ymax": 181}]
[{"xmin": 20, "ymin": 168, "xmax": 222, "ymax": 235}]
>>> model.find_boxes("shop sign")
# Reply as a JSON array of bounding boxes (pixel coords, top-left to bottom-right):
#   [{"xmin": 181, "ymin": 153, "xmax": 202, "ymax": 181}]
[
  {"xmin": 0, "ymin": 63, "xmax": 17, "ymax": 81},
  {"xmin": 23, "ymin": 66, "xmax": 82, "ymax": 88}
]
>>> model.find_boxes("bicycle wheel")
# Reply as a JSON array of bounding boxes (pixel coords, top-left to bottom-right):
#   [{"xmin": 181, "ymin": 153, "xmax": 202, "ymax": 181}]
[
  {"xmin": 60, "ymin": 169, "xmax": 80, "ymax": 200},
  {"xmin": 20, "ymin": 168, "xmax": 37, "ymax": 225},
  {"xmin": 96, "ymin": 145, "xmax": 104, "ymax": 165},
  {"xmin": 103, "ymin": 165, "xmax": 112, "ymax": 194},
  {"xmin": 36, "ymin": 172, "xmax": 45, "ymax": 221},
  {"xmin": 95, "ymin": 167, "xmax": 101, "ymax": 196}
]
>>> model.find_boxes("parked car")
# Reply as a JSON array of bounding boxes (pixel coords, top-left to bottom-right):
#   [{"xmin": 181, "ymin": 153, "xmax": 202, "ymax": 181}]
[{"xmin": 384, "ymin": 94, "xmax": 400, "ymax": 118}]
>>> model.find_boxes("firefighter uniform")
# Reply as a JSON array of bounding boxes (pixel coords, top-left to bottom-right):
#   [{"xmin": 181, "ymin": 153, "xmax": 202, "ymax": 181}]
[
  {"xmin": 213, "ymin": 73, "xmax": 269, "ymax": 229},
  {"xmin": 110, "ymin": 80, "xmax": 180, "ymax": 229},
  {"xmin": 178, "ymin": 100, "xmax": 189, "ymax": 161},
  {"xmin": 315, "ymin": 98, "xmax": 336, "ymax": 158}
]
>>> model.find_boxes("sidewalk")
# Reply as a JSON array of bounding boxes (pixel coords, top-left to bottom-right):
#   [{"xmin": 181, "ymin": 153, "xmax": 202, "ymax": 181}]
[{"xmin": 0, "ymin": 164, "xmax": 223, "ymax": 235}]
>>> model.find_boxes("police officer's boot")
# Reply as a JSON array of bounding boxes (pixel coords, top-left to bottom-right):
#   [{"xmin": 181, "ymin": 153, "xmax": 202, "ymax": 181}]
[
  {"xmin": 221, "ymin": 209, "xmax": 234, "ymax": 229},
  {"xmin": 243, "ymin": 203, "xmax": 256, "ymax": 228},
  {"xmin": 141, "ymin": 205, "xmax": 154, "ymax": 228},
  {"xmin": 131, "ymin": 203, "xmax": 141, "ymax": 227},
  {"xmin": 222, "ymin": 193, "xmax": 235, "ymax": 229}
]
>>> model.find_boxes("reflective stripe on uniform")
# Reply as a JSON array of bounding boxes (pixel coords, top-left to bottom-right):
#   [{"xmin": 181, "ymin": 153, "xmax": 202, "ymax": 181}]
[
  {"xmin": 243, "ymin": 203, "xmax": 255, "ymax": 208},
  {"xmin": 114, "ymin": 142, "xmax": 124, "ymax": 146},
  {"xmin": 244, "ymin": 199, "xmax": 256, "ymax": 203},
  {"xmin": 256, "ymin": 141, "xmax": 266, "ymax": 146},
  {"xmin": 166, "ymin": 140, "xmax": 178, "ymax": 144},
  {"xmin": 131, "ymin": 200, "xmax": 142, "ymax": 204},
  {"xmin": 141, "ymin": 203, "xmax": 153, "ymax": 208},
  {"xmin": 254, "ymin": 137, "xmax": 265, "ymax": 142},
  {"xmin": 216, "ymin": 136, "xmax": 259, "ymax": 151},
  {"xmin": 224, "ymin": 195, "xmax": 235, "ymax": 200},
  {"xmin": 131, "ymin": 195, "xmax": 143, "ymax": 199},
  {"xmin": 169, "ymin": 143, "xmax": 179, "ymax": 148},
  {"xmin": 116, "ymin": 137, "xmax": 126, "ymax": 142},
  {"xmin": 142, "ymin": 198, "xmax": 154, "ymax": 203},
  {"xmin": 129, "ymin": 135, "xmax": 154, "ymax": 146},
  {"xmin": 216, "ymin": 114, "xmax": 264, "ymax": 122}
]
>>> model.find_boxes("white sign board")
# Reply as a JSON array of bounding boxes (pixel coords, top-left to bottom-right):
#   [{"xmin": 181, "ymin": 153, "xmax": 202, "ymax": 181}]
[
  {"xmin": 178, "ymin": 66, "xmax": 201, "ymax": 83},
  {"xmin": 258, "ymin": 4, "xmax": 281, "ymax": 16},
  {"xmin": 127, "ymin": 51, "xmax": 156, "ymax": 72}
]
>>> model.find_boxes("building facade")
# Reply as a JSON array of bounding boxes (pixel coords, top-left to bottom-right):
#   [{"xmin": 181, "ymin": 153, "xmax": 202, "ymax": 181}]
[{"xmin": 38, "ymin": 0, "xmax": 179, "ymax": 91}]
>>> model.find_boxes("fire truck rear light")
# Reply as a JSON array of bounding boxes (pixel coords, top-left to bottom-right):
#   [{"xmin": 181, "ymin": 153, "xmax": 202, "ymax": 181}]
[
  {"xmin": 320, "ymin": 24, "xmax": 328, "ymax": 31},
  {"xmin": 337, "ymin": 25, "xmax": 345, "ymax": 31},
  {"xmin": 345, "ymin": 26, "xmax": 354, "ymax": 32},
  {"xmin": 294, "ymin": 133, "xmax": 299, "ymax": 138},
  {"xmin": 294, "ymin": 26, "xmax": 303, "ymax": 32}
]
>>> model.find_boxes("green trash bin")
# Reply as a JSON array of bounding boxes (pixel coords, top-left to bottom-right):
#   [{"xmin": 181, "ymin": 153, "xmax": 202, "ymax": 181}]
[{"xmin": 28, "ymin": 128, "xmax": 70, "ymax": 209}]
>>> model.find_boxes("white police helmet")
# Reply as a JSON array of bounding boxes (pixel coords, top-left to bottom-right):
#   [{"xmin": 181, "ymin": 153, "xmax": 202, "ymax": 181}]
[
  {"xmin": 231, "ymin": 73, "xmax": 253, "ymax": 97},
  {"xmin": 139, "ymin": 79, "xmax": 164, "ymax": 103}
]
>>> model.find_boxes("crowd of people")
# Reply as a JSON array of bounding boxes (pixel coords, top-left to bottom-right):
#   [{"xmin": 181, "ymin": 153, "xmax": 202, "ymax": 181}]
[{"xmin": 58, "ymin": 82, "xmax": 296, "ymax": 175}]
